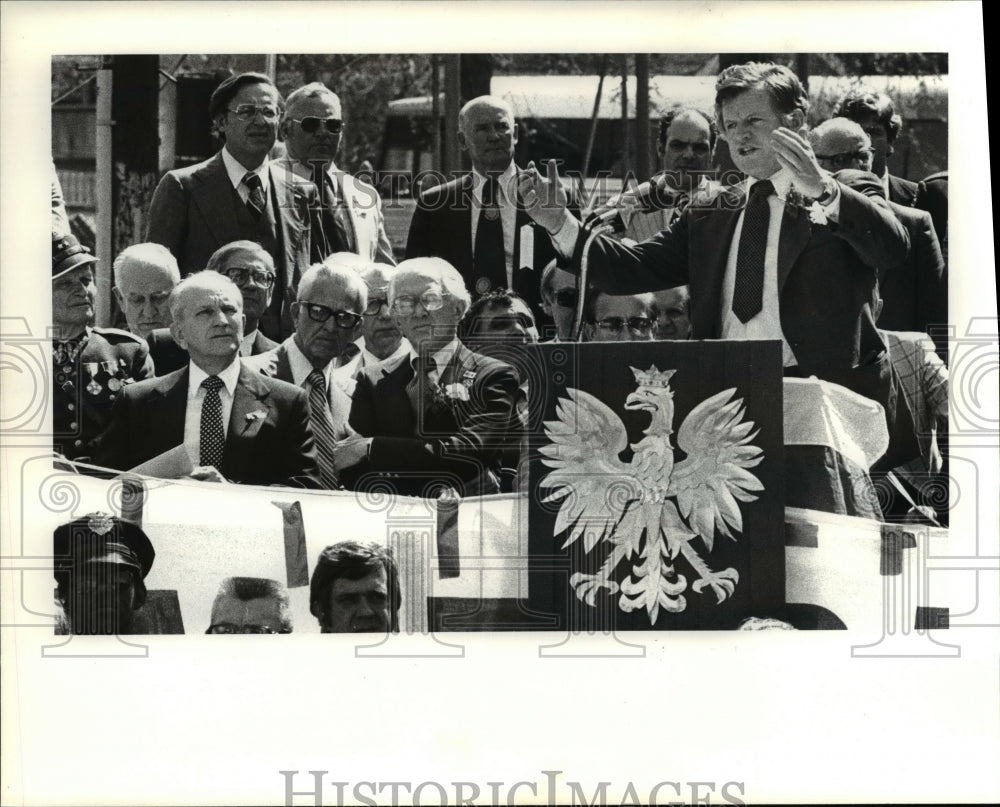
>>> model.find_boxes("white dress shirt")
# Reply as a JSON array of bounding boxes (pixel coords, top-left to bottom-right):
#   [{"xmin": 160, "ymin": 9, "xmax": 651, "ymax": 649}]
[
  {"xmin": 222, "ymin": 146, "xmax": 269, "ymax": 206},
  {"xmin": 183, "ymin": 358, "xmax": 241, "ymax": 466},
  {"xmin": 470, "ymin": 162, "xmax": 518, "ymax": 287}
]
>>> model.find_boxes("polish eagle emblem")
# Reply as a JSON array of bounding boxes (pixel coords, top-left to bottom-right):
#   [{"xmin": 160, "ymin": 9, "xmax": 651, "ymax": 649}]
[{"xmin": 539, "ymin": 365, "xmax": 764, "ymax": 623}]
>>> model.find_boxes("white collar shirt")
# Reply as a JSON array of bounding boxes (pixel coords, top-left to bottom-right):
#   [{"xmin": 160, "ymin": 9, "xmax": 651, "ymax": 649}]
[
  {"xmin": 222, "ymin": 146, "xmax": 270, "ymax": 206},
  {"xmin": 471, "ymin": 162, "xmax": 518, "ymax": 287},
  {"xmin": 184, "ymin": 357, "xmax": 241, "ymax": 467},
  {"xmin": 719, "ymin": 169, "xmax": 841, "ymax": 368}
]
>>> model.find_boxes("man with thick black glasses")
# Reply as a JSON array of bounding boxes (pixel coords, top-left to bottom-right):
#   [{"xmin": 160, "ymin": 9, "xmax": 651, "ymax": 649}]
[
  {"xmin": 245, "ymin": 262, "xmax": 369, "ymax": 489},
  {"xmin": 146, "ymin": 72, "xmax": 329, "ymax": 341},
  {"xmin": 276, "ymin": 82, "xmax": 396, "ymax": 267}
]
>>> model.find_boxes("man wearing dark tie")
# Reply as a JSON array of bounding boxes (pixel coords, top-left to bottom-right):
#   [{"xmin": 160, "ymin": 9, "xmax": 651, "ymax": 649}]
[
  {"xmin": 145, "ymin": 72, "xmax": 328, "ymax": 341},
  {"xmin": 244, "ymin": 262, "xmax": 369, "ymax": 489},
  {"xmin": 275, "ymin": 82, "xmax": 395, "ymax": 267},
  {"xmin": 96, "ymin": 271, "xmax": 320, "ymax": 487},
  {"xmin": 519, "ymin": 62, "xmax": 913, "ymax": 468},
  {"xmin": 405, "ymin": 95, "xmax": 577, "ymax": 328},
  {"xmin": 341, "ymin": 258, "xmax": 520, "ymax": 498}
]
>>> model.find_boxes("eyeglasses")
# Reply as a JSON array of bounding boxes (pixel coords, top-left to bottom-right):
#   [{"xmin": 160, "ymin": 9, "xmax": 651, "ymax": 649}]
[
  {"xmin": 595, "ymin": 316, "xmax": 655, "ymax": 336},
  {"xmin": 391, "ymin": 292, "xmax": 448, "ymax": 315},
  {"xmin": 299, "ymin": 301, "xmax": 363, "ymax": 328},
  {"xmin": 205, "ymin": 623, "xmax": 287, "ymax": 635},
  {"xmin": 290, "ymin": 117, "xmax": 343, "ymax": 135},
  {"xmin": 223, "ymin": 267, "xmax": 276, "ymax": 288},
  {"xmin": 228, "ymin": 104, "xmax": 280, "ymax": 122},
  {"xmin": 814, "ymin": 149, "xmax": 873, "ymax": 170},
  {"xmin": 553, "ymin": 288, "xmax": 579, "ymax": 309},
  {"xmin": 364, "ymin": 297, "xmax": 390, "ymax": 315},
  {"xmin": 666, "ymin": 139, "xmax": 711, "ymax": 155}
]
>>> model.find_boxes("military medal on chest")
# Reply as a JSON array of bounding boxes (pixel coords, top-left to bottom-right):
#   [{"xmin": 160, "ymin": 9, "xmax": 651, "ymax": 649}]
[{"xmin": 84, "ymin": 363, "xmax": 102, "ymax": 395}]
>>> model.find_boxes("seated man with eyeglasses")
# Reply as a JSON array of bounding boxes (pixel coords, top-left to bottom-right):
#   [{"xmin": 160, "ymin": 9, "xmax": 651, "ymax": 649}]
[
  {"xmin": 146, "ymin": 72, "xmax": 331, "ymax": 342},
  {"xmin": 274, "ymin": 82, "xmax": 395, "ymax": 267},
  {"xmin": 584, "ymin": 290, "xmax": 657, "ymax": 343},
  {"xmin": 538, "ymin": 259, "xmax": 584, "ymax": 342},
  {"xmin": 244, "ymin": 261, "xmax": 369, "ymax": 489},
  {"xmin": 342, "ymin": 258, "xmax": 521, "ymax": 498},
  {"xmin": 146, "ymin": 241, "xmax": 281, "ymax": 376},
  {"xmin": 206, "ymin": 577, "xmax": 293, "ymax": 635}
]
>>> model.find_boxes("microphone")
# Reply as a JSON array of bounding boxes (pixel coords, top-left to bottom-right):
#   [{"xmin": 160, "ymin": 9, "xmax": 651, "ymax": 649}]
[{"xmin": 585, "ymin": 172, "xmax": 693, "ymax": 233}]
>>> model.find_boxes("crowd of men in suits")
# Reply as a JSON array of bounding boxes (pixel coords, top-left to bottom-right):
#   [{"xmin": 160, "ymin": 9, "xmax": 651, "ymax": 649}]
[{"xmin": 52, "ymin": 63, "xmax": 950, "ymax": 528}]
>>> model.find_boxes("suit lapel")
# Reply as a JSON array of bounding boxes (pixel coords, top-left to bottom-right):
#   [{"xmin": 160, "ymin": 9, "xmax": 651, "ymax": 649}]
[
  {"xmin": 224, "ymin": 365, "xmax": 271, "ymax": 473},
  {"xmin": 191, "ymin": 154, "xmax": 239, "ymax": 249},
  {"xmin": 336, "ymin": 172, "xmax": 365, "ymax": 255},
  {"xmin": 457, "ymin": 174, "xmax": 475, "ymax": 270},
  {"xmin": 154, "ymin": 368, "xmax": 189, "ymax": 453},
  {"xmin": 694, "ymin": 193, "xmax": 743, "ymax": 338},
  {"xmin": 777, "ymin": 204, "xmax": 812, "ymax": 293}
]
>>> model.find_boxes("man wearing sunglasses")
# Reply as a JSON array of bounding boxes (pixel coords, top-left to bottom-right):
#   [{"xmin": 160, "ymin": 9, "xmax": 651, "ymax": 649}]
[
  {"xmin": 344, "ymin": 258, "xmax": 521, "ymax": 498},
  {"xmin": 810, "ymin": 118, "xmax": 946, "ymax": 361},
  {"xmin": 276, "ymin": 82, "xmax": 395, "ymax": 267},
  {"xmin": 245, "ymin": 262, "xmax": 368, "ymax": 489},
  {"xmin": 146, "ymin": 72, "xmax": 329, "ymax": 342}
]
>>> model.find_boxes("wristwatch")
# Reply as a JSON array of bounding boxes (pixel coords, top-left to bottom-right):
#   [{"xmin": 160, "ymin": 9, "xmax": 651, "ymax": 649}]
[{"xmin": 814, "ymin": 176, "xmax": 837, "ymax": 205}]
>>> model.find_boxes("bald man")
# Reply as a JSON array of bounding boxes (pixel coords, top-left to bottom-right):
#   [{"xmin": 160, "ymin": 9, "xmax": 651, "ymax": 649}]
[
  {"xmin": 96, "ymin": 271, "xmax": 320, "ymax": 487},
  {"xmin": 810, "ymin": 118, "xmax": 946, "ymax": 358},
  {"xmin": 405, "ymin": 95, "xmax": 577, "ymax": 328}
]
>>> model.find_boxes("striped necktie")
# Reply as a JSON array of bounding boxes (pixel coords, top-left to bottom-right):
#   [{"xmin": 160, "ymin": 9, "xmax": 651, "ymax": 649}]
[
  {"xmin": 243, "ymin": 172, "xmax": 266, "ymax": 220},
  {"xmin": 307, "ymin": 369, "xmax": 341, "ymax": 489}
]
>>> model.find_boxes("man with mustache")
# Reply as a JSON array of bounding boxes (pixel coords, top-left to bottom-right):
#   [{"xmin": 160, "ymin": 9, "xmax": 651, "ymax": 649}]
[{"xmin": 145, "ymin": 72, "xmax": 329, "ymax": 341}]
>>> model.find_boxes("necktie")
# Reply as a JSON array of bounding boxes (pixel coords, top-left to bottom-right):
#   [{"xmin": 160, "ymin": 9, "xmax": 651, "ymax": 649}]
[
  {"xmin": 474, "ymin": 176, "xmax": 507, "ymax": 295},
  {"xmin": 406, "ymin": 356, "xmax": 437, "ymax": 423},
  {"xmin": 732, "ymin": 179, "xmax": 774, "ymax": 323},
  {"xmin": 243, "ymin": 172, "xmax": 266, "ymax": 220},
  {"xmin": 199, "ymin": 376, "xmax": 226, "ymax": 468},
  {"xmin": 306, "ymin": 369, "xmax": 341, "ymax": 490},
  {"xmin": 322, "ymin": 174, "xmax": 352, "ymax": 254}
]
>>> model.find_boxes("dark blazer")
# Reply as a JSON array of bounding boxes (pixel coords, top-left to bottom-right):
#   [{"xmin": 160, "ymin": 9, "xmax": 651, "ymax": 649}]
[
  {"xmin": 347, "ymin": 344, "xmax": 520, "ymax": 497},
  {"xmin": 146, "ymin": 328, "xmax": 278, "ymax": 377},
  {"xmin": 889, "ymin": 171, "xmax": 948, "ymax": 257},
  {"xmin": 243, "ymin": 340, "xmax": 355, "ymax": 440},
  {"xmin": 571, "ymin": 170, "xmax": 909, "ymax": 379},
  {"xmin": 94, "ymin": 363, "xmax": 320, "ymax": 488},
  {"xmin": 878, "ymin": 202, "xmax": 947, "ymax": 360},
  {"xmin": 405, "ymin": 170, "xmax": 578, "ymax": 332},
  {"xmin": 145, "ymin": 152, "xmax": 328, "ymax": 336}
]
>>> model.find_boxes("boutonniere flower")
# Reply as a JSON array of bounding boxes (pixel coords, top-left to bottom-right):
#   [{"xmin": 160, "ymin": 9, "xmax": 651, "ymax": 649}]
[
  {"xmin": 807, "ymin": 201, "xmax": 829, "ymax": 226},
  {"xmin": 245, "ymin": 410, "xmax": 267, "ymax": 423},
  {"xmin": 461, "ymin": 370, "xmax": 477, "ymax": 388},
  {"xmin": 444, "ymin": 383, "xmax": 470, "ymax": 402}
]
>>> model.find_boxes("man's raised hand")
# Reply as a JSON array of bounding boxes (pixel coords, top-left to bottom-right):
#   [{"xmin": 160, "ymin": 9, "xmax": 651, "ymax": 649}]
[{"xmin": 517, "ymin": 159, "xmax": 569, "ymax": 234}]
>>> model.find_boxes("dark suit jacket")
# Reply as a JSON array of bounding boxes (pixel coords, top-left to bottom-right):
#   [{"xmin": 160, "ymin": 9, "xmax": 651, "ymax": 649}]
[
  {"xmin": 878, "ymin": 202, "xmax": 947, "ymax": 360},
  {"xmin": 347, "ymin": 344, "xmax": 519, "ymax": 497},
  {"xmin": 145, "ymin": 152, "xmax": 328, "ymax": 336},
  {"xmin": 405, "ymin": 170, "xmax": 578, "ymax": 334},
  {"xmin": 243, "ymin": 340, "xmax": 355, "ymax": 439},
  {"xmin": 571, "ymin": 170, "xmax": 909, "ymax": 379},
  {"xmin": 889, "ymin": 171, "xmax": 948, "ymax": 256},
  {"xmin": 94, "ymin": 363, "xmax": 320, "ymax": 487},
  {"xmin": 146, "ymin": 328, "xmax": 278, "ymax": 377}
]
